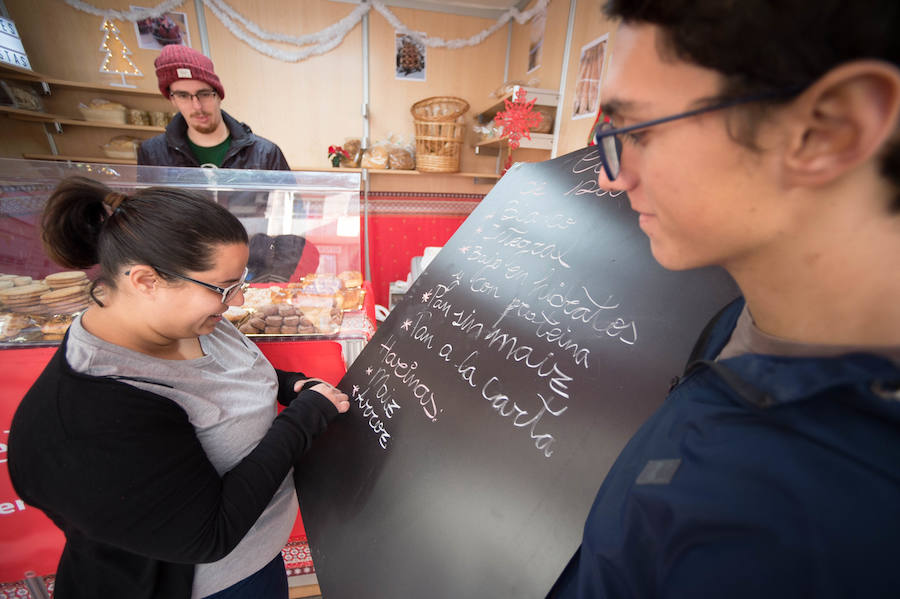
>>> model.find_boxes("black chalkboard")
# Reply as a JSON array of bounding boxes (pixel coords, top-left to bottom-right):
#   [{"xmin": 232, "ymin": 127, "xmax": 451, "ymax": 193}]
[{"xmin": 295, "ymin": 147, "xmax": 739, "ymax": 598}]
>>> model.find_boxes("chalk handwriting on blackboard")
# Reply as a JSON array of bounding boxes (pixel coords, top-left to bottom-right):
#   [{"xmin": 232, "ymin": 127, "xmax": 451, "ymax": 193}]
[
  {"xmin": 479, "ymin": 224, "xmax": 574, "ymax": 268},
  {"xmin": 342, "ymin": 166, "xmax": 641, "ymax": 456},
  {"xmin": 499, "ymin": 198, "xmax": 576, "ymax": 230},
  {"xmin": 349, "ymin": 383, "xmax": 392, "ymax": 450},
  {"xmin": 565, "ymin": 149, "xmax": 628, "ymax": 199},
  {"xmin": 376, "ymin": 336, "xmax": 439, "ymax": 421},
  {"xmin": 480, "ymin": 377, "xmax": 567, "ymax": 458}
]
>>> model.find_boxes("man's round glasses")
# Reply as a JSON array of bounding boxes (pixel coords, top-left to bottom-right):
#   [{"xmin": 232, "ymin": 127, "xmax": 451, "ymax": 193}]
[
  {"xmin": 169, "ymin": 89, "xmax": 218, "ymax": 104},
  {"xmin": 154, "ymin": 266, "xmax": 248, "ymax": 304},
  {"xmin": 593, "ymin": 87, "xmax": 803, "ymax": 181}
]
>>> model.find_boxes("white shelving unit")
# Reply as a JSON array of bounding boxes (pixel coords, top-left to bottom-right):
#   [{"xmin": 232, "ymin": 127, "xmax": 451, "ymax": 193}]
[{"xmin": 473, "ymin": 86, "xmax": 560, "ymax": 155}]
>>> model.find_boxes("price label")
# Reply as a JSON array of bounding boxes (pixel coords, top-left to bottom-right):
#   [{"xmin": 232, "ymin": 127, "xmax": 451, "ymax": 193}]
[{"xmin": 0, "ymin": 17, "xmax": 32, "ymax": 71}]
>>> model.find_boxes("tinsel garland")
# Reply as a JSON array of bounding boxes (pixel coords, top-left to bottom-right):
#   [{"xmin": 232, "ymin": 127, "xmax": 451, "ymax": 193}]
[
  {"xmin": 373, "ymin": 0, "xmax": 549, "ymax": 49},
  {"xmin": 63, "ymin": 0, "xmax": 184, "ymax": 21},
  {"xmin": 61, "ymin": 0, "xmax": 551, "ymax": 62}
]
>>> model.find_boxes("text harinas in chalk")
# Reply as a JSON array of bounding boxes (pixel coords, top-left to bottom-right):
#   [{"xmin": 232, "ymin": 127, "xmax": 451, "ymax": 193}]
[{"xmin": 375, "ymin": 336, "xmax": 439, "ymax": 421}]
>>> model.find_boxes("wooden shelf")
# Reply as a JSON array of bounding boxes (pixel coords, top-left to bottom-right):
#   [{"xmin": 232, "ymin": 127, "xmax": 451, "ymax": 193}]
[
  {"xmin": 474, "ymin": 132, "xmax": 554, "ymax": 152},
  {"xmin": 475, "ymin": 86, "xmax": 560, "ymax": 121},
  {"xmin": 1, "ymin": 63, "xmax": 160, "ymax": 98},
  {"xmin": 0, "ymin": 105, "xmax": 69, "ymax": 121},
  {"xmin": 6, "ymin": 110, "xmax": 164, "ymax": 133},
  {"xmin": 3, "ymin": 63, "xmax": 171, "ymax": 166},
  {"xmin": 0, "ymin": 62, "xmax": 41, "ymax": 80}
]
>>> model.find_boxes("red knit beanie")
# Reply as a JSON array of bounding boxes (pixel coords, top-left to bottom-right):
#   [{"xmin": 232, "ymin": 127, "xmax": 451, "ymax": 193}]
[{"xmin": 154, "ymin": 45, "xmax": 225, "ymax": 100}]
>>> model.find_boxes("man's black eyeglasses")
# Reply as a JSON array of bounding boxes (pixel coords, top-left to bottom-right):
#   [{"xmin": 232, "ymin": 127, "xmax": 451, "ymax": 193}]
[
  {"xmin": 593, "ymin": 88, "xmax": 803, "ymax": 181},
  {"xmin": 169, "ymin": 89, "xmax": 218, "ymax": 104}
]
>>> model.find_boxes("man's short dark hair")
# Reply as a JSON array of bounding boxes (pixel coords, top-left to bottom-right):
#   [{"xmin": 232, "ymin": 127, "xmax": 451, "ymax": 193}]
[{"xmin": 604, "ymin": 0, "xmax": 900, "ymax": 210}]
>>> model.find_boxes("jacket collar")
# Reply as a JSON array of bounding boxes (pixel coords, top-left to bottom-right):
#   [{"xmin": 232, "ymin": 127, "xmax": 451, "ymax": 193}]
[
  {"xmin": 685, "ymin": 298, "xmax": 900, "ymax": 408},
  {"xmin": 164, "ymin": 110, "xmax": 254, "ymax": 155},
  {"xmin": 701, "ymin": 352, "xmax": 900, "ymax": 408}
]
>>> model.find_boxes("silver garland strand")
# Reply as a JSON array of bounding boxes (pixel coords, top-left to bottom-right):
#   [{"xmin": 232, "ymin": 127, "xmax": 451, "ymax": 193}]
[{"xmin": 62, "ymin": 0, "xmax": 551, "ymax": 62}]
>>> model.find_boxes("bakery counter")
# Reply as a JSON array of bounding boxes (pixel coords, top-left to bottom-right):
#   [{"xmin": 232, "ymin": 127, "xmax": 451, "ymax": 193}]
[
  {"xmin": 0, "ymin": 279, "xmax": 376, "ymax": 366},
  {"xmin": 245, "ymin": 280, "xmax": 377, "ymax": 367}
]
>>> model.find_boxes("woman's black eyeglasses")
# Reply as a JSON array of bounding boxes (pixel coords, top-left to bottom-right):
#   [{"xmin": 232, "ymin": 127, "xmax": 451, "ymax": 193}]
[
  {"xmin": 593, "ymin": 87, "xmax": 803, "ymax": 181},
  {"xmin": 151, "ymin": 266, "xmax": 248, "ymax": 304}
]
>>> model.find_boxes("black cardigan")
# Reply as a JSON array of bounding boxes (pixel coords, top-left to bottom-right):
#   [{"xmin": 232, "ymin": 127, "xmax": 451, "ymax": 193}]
[{"xmin": 8, "ymin": 334, "xmax": 337, "ymax": 599}]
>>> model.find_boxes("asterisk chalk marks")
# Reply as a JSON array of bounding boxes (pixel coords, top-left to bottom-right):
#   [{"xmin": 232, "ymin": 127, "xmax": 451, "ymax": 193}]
[
  {"xmin": 365, "ymin": 366, "xmax": 373, "ymax": 375},
  {"xmin": 401, "ymin": 318, "xmax": 413, "ymax": 330},
  {"xmin": 421, "ymin": 290, "xmax": 433, "ymax": 303},
  {"xmin": 352, "ymin": 385, "xmax": 360, "ymax": 395}
]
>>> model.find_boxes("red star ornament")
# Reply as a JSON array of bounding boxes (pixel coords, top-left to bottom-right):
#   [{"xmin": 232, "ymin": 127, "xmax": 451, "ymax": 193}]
[{"xmin": 494, "ymin": 88, "xmax": 544, "ymax": 172}]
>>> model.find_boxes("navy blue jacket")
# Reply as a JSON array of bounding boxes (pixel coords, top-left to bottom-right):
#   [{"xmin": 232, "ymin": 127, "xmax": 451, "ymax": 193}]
[{"xmin": 551, "ymin": 298, "xmax": 900, "ymax": 598}]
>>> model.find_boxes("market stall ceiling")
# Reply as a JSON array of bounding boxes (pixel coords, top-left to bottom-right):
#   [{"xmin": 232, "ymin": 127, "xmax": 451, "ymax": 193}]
[{"xmin": 332, "ymin": 0, "xmax": 527, "ymax": 19}]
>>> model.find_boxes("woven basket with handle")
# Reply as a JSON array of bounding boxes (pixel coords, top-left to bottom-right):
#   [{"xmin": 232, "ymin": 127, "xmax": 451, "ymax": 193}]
[{"xmin": 410, "ymin": 96, "xmax": 469, "ymax": 172}]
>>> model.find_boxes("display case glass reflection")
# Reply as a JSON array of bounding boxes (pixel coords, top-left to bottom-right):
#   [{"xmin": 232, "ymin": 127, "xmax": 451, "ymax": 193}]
[{"xmin": 0, "ymin": 159, "xmax": 364, "ymax": 346}]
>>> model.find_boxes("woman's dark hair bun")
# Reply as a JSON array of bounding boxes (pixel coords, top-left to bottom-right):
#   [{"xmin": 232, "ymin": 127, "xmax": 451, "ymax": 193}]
[{"xmin": 41, "ymin": 176, "xmax": 110, "ymax": 269}]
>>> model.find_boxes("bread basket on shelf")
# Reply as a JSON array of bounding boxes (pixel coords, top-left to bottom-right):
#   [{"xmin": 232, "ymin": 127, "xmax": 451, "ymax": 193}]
[
  {"xmin": 410, "ymin": 96, "xmax": 469, "ymax": 173},
  {"xmin": 79, "ymin": 99, "xmax": 127, "ymax": 124},
  {"xmin": 101, "ymin": 135, "xmax": 140, "ymax": 159}
]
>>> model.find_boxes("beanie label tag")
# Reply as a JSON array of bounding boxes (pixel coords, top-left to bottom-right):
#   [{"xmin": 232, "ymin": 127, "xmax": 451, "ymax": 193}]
[{"xmin": 176, "ymin": 68, "xmax": 192, "ymax": 79}]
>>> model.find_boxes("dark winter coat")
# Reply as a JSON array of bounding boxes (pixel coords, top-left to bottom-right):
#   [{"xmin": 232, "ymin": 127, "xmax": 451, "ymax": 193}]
[
  {"xmin": 551, "ymin": 298, "xmax": 900, "ymax": 598},
  {"xmin": 137, "ymin": 110, "xmax": 290, "ymax": 170}
]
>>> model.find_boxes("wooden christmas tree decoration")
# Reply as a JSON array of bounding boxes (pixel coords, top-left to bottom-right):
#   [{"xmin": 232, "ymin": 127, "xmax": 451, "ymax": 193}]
[{"xmin": 99, "ymin": 19, "xmax": 142, "ymax": 88}]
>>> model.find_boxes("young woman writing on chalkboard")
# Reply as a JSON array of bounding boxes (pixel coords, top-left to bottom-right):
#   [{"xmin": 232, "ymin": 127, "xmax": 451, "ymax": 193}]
[
  {"xmin": 551, "ymin": 0, "xmax": 900, "ymax": 597},
  {"xmin": 8, "ymin": 177, "xmax": 350, "ymax": 599}
]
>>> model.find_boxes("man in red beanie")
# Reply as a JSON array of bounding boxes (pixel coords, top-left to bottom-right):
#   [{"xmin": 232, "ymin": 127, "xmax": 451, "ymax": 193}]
[{"xmin": 138, "ymin": 44, "xmax": 289, "ymax": 170}]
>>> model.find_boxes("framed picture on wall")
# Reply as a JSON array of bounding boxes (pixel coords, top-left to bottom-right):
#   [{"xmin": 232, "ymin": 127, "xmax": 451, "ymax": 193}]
[
  {"xmin": 132, "ymin": 7, "xmax": 191, "ymax": 51},
  {"xmin": 527, "ymin": 12, "xmax": 546, "ymax": 73},
  {"xmin": 396, "ymin": 33, "xmax": 426, "ymax": 81},
  {"xmin": 572, "ymin": 34, "xmax": 608, "ymax": 120}
]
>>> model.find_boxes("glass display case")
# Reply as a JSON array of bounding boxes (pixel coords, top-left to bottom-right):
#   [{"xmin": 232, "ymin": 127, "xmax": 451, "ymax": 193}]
[{"xmin": 0, "ymin": 158, "xmax": 372, "ymax": 351}]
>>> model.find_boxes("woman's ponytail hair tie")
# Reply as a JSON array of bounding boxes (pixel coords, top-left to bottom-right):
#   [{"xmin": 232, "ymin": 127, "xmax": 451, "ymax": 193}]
[{"xmin": 103, "ymin": 191, "xmax": 127, "ymax": 213}]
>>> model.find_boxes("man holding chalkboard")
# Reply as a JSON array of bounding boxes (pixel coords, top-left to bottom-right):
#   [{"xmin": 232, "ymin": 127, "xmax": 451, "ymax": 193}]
[{"xmin": 551, "ymin": 1, "xmax": 899, "ymax": 597}]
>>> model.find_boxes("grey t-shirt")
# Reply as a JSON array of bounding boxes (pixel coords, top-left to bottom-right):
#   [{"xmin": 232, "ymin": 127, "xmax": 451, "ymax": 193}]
[
  {"xmin": 719, "ymin": 304, "xmax": 900, "ymax": 364},
  {"xmin": 66, "ymin": 315, "xmax": 298, "ymax": 598}
]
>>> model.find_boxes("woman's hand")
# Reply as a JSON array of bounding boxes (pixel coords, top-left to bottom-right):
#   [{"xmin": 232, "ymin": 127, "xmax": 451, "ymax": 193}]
[{"xmin": 294, "ymin": 378, "xmax": 350, "ymax": 413}]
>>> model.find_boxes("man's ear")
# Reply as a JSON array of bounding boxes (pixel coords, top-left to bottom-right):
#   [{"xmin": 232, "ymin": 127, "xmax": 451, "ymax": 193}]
[
  {"xmin": 126, "ymin": 265, "xmax": 160, "ymax": 296},
  {"xmin": 783, "ymin": 60, "xmax": 900, "ymax": 187}
]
